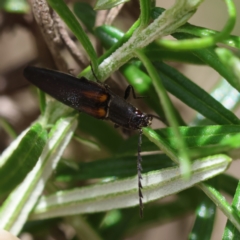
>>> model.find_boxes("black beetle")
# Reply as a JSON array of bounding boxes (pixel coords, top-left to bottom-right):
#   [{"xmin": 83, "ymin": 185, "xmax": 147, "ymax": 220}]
[{"xmin": 24, "ymin": 66, "xmax": 157, "ymax": 217}]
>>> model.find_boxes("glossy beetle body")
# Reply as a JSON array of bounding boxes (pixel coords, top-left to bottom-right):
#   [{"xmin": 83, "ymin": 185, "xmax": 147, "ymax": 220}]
[
  {"xmin": 23, "ymin": 66, "xmax": 152, "ymax": 130},
  {"xmin": 23, "ymin": 66, "xmax": 154, "ymax": 217},
  {"xmin": 107, "ymin": 91, "xmax": 152, "ymax": 130}
]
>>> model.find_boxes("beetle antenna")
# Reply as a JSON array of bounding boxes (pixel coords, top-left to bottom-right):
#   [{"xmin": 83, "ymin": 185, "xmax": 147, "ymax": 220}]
[
  {"xmin": 148, "ymin": 114, "xmax": 168, "ymax": 126},
  {"xmin": 138, "ymin": 129, "xmax": 144, "ymax": 218}
]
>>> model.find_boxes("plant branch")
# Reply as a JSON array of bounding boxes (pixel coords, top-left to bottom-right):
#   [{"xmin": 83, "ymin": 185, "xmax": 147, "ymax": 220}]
[
  {"xmin": 84, "ymin": 0, "xmax": 203, "ymax": 80},
  {"xmin": 30, "ymin": 0, "xmax": 68, "ymax": 71}
]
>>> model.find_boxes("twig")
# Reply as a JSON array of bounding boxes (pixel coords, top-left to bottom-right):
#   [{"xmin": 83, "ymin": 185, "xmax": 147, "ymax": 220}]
[
  {"xmin": 105, "ymin": 4, "xmax": 124, "ymax": 25},
  {"xmin": 95, "ymin": 10, "xmax": 109, "ymax": 56},
  {"xmin": 52, "ymin": 11, "xmax": 88, "ymax": 69},
  {"xmin": 30, "ymin": 0, "xmax": 68, "ymax": 71}
]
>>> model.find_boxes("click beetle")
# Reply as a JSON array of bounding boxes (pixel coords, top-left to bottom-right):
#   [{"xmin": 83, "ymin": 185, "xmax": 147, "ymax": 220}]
[{"xmin": 24, "ymin": 66, "xmax": 157, "ymax": 217}]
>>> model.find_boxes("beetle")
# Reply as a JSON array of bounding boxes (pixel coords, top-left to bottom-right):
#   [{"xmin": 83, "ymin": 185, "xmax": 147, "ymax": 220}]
[{"xmin": 23, "ymin": 66, "xmax": 156, "ymax": 217}]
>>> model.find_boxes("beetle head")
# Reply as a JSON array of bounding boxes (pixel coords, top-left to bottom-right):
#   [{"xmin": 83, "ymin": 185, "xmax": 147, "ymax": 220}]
[{"xmin": 130, "ymin": 110, "xmax": 152, "ymax": 129}]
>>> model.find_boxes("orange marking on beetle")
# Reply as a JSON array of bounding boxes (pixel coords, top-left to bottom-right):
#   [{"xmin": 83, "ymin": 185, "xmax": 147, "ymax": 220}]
[
  {"xmin": 82, "ymin": 91, "xmax": 108, "ymax": 102},
  {"xmin": 81, "ymin": 106, "xmax": 107, "ymax": 118},
  {"xmin": 99, "ymin": 94, "xmax": 108, "ymax": 102}
]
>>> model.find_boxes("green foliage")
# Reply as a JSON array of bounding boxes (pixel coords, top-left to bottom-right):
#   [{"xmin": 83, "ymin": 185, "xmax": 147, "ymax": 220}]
[
  {"xmin": 0, "ymin": 123, "xmax": 47, "ymax": 195},
  {"xmin": 0, "ymin": 0, "xmax": 29, "ymax": 13},
  {"xmin": 1, "ymin": 0, "xmax": 240, "ymax": 239}
]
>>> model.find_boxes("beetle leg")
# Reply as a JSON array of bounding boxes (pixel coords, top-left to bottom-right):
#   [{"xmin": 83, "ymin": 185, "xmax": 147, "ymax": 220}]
[
  {"xmin": 90, "ymin": 62, "xmax": 101, "ymax": 82},
  {"xmin": 124, "ymin": 85, "xmax": 146, "ymax": 100}
]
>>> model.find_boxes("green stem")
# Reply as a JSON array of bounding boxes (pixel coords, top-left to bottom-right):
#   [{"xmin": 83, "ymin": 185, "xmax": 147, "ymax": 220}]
[
  {"xmin": 199, "ymin": 182, "xmax": 240, "ymax": 233},
  {"xmin": 156, "ymin": 0, "xmax": 236, "ymax": 51},
  {"xmin": 38, "ymin": 89, "xmax": 46, "ymax": 115},
  {"xmin": 177, "ymin": 24, "xmax": 240, "ymax": 48},
  {"xmin": 222, "ymin": 181, "xmax": 240, "ymax": 239},
  {"xmin": 135, "ymin": 50, "xmax": 191, "ymax": 176},
  {"xmin": 66, "ymin": 216, "xmax": 103, "ymax": 240},
  {"xmin": 81, "ymin": 20, "xmax": 140, "ymax": 79},
  {"xmin": 0, "ymin": 118, "xmax": 17, "ymax": 139},
  {"xmin": 84, "ymin": 0, "xmax": 202, "ymax": 81},
  {"xmin": 142, "ymin": 128, "xmax": 179, "ymax": 164},
  {"xmin": 138, "ymin": 0, "xmax": 151, "ymax": 29}
]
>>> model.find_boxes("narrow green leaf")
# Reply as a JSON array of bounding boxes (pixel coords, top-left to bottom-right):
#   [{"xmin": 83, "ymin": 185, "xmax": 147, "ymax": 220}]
[
  {"xmin": 0, "ymin": 123, "xmax": 47, "ymax": 195},
  {"xmin": 144, "ymin": 45, "xmax": 205, "ymax": 64},
  {"xmin": 73, "ymin": 2, "xmax": 96, "ymax": 33},
  {"xmin": 30, "ymin": 154, "xmax": 231, "ymax": 220},
  {"xmin": 189, "ymin": 191, "xmax": 216, "ymax": 240},
  {"xmin": 37, "ymin": 89, "xmax": 46, "ymax": 115},
  {"xmin": 56, "ymin": 154, "xmax": 175, "ymax": 182},
  {"xmin": 192, "ymin": 47, "xmax": 238, "ymax": 92},
  {"xmin": 199, "ymin": 182, "xmax": 240, "ymax": 234},
  {"xmin": 78, "ymin": 114, "xmax": 124, "ymax": 153},
  {"xmin": 151, "ymin": 6, "xmax": 165, "ymax": 19},
  {"xmin": 74, "ymin": 135, "xmax": 100, "ymax": 151},
  {"xmin": 47, "ymin": 0, "xmax": 98, "ymax": 75},
  {"xmin": 41, "ymin": 101, "xmax": 74, "ymax": 127},
  {"xmin": 0, "ymin": 128, "xmax": 29, "ymax": 167},
  {"xmin": 222, "ymin": 180, "xmax": 240, "ymax": 239},
  {"xmin": 155, "ymin": 62, "xmax": 240, "ymax": 125},
  {"xmin": 170, "ymin": 33, "xmax": 239, "ymax": 93},
  {"xmin": 192, "ymin": 78, "xmax": 240, "ymax": 125},
  {"xmin": 0, "ymin": 116, "xmax": 78, "ymax": 235},
  {"xmin": 99, "ymin": 189, "xmax": 202, "ymax": 240},
  {"xmin": 118, "ymin": 125, "xmax": 240, "ymax": 157},
  {"xmin": 95, "ymin": 0, "xmax": 129, "ymax": 10},
  {"xmin": 0, "ymin": 117, "xmax": 17, "ymax": 139},
  {"xmin": 142, "ymin": 127, "xmax": 179, "ymax": 164},
  {"xmin": 216, "ymin": 48, "xmax": 240, "ymax": 91}
]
